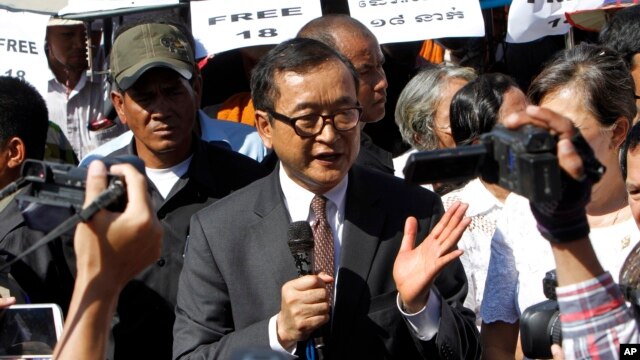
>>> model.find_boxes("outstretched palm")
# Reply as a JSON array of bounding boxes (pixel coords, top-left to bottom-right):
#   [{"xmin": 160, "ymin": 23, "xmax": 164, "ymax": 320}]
[{"xmin": 393, "ymin": 202, "xmax": 470, "ymax": 313}]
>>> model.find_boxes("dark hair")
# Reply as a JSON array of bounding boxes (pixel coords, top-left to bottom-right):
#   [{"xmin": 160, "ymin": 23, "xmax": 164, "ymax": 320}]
[
  {"xmin": 0, "ymin": 76, "xmax": 49, "ymax": 160},
  {"xmin": 529, "ymin": 43, "xmax": 636, "ymax": 128},
  {"xmin": 250, "ymin": 37, "xmax": 359, "ymax": 113},
  {"xmin": 621, "ymin": 121, "xmax": 640, "ymax": 180},
  {"xmin": 450, "ymin": 73, "xmax": 519, "ymax": 146},
  {"xmin": 599, "ymin": 5, "xmax": 640, "ymax": 66}
]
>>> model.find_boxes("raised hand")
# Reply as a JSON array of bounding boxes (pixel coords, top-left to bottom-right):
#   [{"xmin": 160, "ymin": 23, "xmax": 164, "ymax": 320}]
[{"xmin": 393, "ymin": 202, "xmax": 470, "ymax": 313}]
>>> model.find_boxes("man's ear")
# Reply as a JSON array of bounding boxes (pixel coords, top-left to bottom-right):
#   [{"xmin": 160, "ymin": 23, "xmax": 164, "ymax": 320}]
[
  {"xmin": 3, "ymin": 137, "xmax": 26, "ymax": 169},
  {"xmin": 612, "ymin": 116, "xmax": 630, "ymax": 149},
  {"xmin": 111, "ymin": 90, "xmax": 127, "ymax": 125},
  {"xmin": 255, "ymin": 110, "xmax": 273, "ymax": 149}
]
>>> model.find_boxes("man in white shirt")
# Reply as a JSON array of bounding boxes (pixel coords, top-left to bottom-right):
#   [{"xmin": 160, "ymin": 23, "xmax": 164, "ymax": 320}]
[{"xmin": 45, "ymin": 18, "xmax": 127, "ymax": 159}]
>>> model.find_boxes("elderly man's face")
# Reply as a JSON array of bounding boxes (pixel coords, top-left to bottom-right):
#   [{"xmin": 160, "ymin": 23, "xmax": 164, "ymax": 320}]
[
  {"xmin": 256, "ymin": 60, "xmax": 360, "ymax": 194},
  {"xmin": 111, "ymin": 68, "xmax": 200, "ymax": 168},
  {"xmin": 336, "ymin": 34, "xmax": 387, "ymax": 123},
  {"xmin": 46, "ymin": 25, "xmax": 88, "ymax": 71}
]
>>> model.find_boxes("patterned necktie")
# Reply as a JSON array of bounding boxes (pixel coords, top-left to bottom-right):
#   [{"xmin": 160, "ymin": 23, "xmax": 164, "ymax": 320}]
[{"xmin": 311, "ymin": 195, "xmax": 335, "ymax": 302}]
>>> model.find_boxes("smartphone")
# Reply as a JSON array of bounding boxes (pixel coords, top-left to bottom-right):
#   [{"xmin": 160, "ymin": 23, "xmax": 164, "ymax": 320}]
[{"xmin": 0, "ymin": 304, "xmax": 64, "ymax": 359}]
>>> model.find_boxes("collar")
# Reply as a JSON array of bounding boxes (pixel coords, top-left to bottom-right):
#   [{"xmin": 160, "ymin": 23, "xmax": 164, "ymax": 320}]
[
  {"xmin": 450, "ymin": 178, "xmax": 504, "ymax": 217},
  {"xmin": 48, "ymin": 70, "xmax": 90, "ymax": 97},
  {"xmin": 198, "ymin": 110, "xmax": 230, "ymax": 145},
  {"xmin": 115, "ymin": 136, "xmax": 220, "ymax": 204},
  {"xmin": 278, "ymin": 165, "xmax": 348, "ymax": 222}
]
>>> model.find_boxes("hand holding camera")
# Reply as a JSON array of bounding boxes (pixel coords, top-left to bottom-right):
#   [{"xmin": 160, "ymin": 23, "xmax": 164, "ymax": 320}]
[
  {"xmin": 54, "ymin": 160, "xmax": 163, "ymax": 359},
  {"xmin": 502, "ymin": 106, "xmax": 604, "ymax": 243},
  {"xmin": 73, "ymin": 160, "xmax": 163, "ymax": 288}
]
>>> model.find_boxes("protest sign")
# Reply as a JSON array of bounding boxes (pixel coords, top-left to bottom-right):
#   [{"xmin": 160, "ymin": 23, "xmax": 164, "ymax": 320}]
[
  {"xmin": 191, "ymin": 0, "xmax": 322, "ymax": 57},
  {"xmin": 0, "ymin": 9, "xmax": 50, "ymax": 97},
  {"xmin": 347, "ymin": 0, "xmax": 485, "ymax": 45},
  {"xmin": 506, "ymin": 0, "xmax": 604, "ymax": 43}
]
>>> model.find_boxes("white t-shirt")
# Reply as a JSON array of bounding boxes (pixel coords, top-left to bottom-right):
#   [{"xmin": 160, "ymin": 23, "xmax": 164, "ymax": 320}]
[{"xmin": 145, "ymin": 155, "xmax": 192, "ymax": 199}]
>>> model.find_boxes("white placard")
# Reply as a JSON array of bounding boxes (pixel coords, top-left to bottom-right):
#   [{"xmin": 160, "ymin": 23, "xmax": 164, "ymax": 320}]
[
  {"xmin": 0, "ymin": 9, "xmax": 50, "ymax": 98},
  {"xmin": 506, "ymin": 0, "xmax": 604, "ymax": 43},
  {"xmin": 190, "ymin": 0, "xmax": 323, "ymax": 57},
  {"xmin": 347, "ymin": 0, "xmax": 485, "ymax": 45},
  {"xmin": 58, "ymin": 0, "xmax": 180, "ymax": 16}
]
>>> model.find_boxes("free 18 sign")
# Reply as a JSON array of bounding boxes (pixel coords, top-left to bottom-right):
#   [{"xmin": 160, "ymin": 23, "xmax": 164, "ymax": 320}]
[
  {"xmin": 0, "ymin": 9, "xmax": 50, "ymax": 98},
  {"xmin": 190, "ymin": 0, "xmax": 322, "ymax": 58}
]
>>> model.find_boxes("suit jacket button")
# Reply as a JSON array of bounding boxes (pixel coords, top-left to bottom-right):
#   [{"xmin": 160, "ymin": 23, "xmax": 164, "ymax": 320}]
[{"xmin": 157, "ymin": 258, "xmax": 166, "ymax": 267}]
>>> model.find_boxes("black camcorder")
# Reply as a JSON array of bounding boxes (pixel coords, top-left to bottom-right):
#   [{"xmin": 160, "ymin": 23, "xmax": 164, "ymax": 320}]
[
  {"xmin": 403, "ymin": 124, "xmax": 561, "ymax": 202},
  {"xmin": 520, "ymin": 270, "xmax": 561, "ymax": 359},
  {"xmin": 13, "ymin": 159, "xmax": 137, "ymax": 233}
]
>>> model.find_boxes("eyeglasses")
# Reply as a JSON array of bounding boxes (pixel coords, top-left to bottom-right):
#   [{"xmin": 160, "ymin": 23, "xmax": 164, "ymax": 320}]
[
  {"xmin": 635, "ymin": 94, "xmax": 640, "ymax": 100},
  {"xmin": 267, "ymin": 106, "xmax": 362, "ymax": 137}
]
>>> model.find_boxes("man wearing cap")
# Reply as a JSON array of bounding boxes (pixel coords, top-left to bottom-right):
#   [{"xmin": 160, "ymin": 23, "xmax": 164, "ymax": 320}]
[
  {"xmin": 87, "ymin": 19, "xmax": 267, "ymax": 360},
  {"xmin": 46, "ymin": 17, "xmax": 127, "ymax": 159}
]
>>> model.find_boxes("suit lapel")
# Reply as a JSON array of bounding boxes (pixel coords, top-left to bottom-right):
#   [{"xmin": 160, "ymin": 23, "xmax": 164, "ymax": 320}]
[
  {"xmin": 250, "ymin": 169, "xmax": 299, "ymax": 291},
  {"xmin": 332, "ymin": 166, "xmax": 387, "ymax": 349}
]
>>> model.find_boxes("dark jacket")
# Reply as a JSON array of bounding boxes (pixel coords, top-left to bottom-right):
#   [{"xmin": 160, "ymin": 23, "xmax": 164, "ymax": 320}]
[
  {"xmin": 72, "ymin": 138, "xmax": 268, "ymax": 360},
  {"xmin": 173, "ymin": 165, "xmax": 480, "ymax": 359}
]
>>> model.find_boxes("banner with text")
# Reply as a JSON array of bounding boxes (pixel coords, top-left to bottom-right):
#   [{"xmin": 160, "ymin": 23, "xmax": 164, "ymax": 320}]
[
  {"xmin": 0, "ymin": 9, "xmax": 50, "ymax": 97},
  {"xmin": 507, "ymin": 0, "xmax": 604, "ymax": 43},
  {"xmin": 347, "ymin": 0, "xmax": 485, "ymax": 45},
  {"xmin": 190, "ymin": 0, "xmax": 323, "ymax": 57}
]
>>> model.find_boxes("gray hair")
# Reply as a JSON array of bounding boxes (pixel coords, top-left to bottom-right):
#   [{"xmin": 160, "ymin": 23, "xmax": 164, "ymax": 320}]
[{"xmin": 395, "ymin": 64, "xmax": 477, "ymax": 150}]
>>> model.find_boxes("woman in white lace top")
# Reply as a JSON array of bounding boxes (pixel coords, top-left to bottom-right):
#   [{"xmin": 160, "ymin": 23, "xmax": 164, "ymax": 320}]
[{"xmin": 442, "ymin": 73, "xmax": 528, "ymax": 329}]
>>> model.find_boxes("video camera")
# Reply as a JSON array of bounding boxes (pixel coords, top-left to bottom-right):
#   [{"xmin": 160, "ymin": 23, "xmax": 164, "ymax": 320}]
[
  {"xmin": 5, "ymin": 157, "xmax": 143, "ymax": 233},
  {"xmin": 520, "ymin": 270, "xmax": 561, "ymax": 359},
  {"xmin": 403, "ymin": 124, "xmax": 561, "ymax": 202}
]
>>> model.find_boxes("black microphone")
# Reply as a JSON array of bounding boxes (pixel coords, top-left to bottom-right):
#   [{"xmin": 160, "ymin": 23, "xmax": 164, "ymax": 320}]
[
  {"xmin": 287, "ymin": 221, "xmax": 325, "ymax": 360},
  {"xmin": 288, "ymin": 221, "xmax": 314, "ymax": 276}
]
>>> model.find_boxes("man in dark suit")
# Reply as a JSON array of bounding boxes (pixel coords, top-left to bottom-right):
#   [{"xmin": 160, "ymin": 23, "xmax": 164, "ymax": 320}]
[{"xmin": 173, "ymin": 38, "xmax": 480, "ymax": 359}]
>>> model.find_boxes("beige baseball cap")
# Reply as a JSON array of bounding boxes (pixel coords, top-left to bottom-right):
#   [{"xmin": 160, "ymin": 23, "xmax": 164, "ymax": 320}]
[
  {"xmin": 110, "ymin": 23, "xmax": 194, "ymax": 90},
  {"xmin": 48, "ymin": 17, "xmax": 84, "ymax": 27}
]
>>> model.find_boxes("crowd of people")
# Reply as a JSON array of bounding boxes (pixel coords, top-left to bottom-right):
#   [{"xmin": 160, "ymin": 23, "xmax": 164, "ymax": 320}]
[{"xmin": 0, "ymin": 4, "xmax": 640, "ymax": 360}]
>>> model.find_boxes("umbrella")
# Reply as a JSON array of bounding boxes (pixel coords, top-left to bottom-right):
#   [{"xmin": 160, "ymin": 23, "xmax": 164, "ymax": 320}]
[{"xmin": 565, "ymin": 0, "xmax": 639, "ymax": 32}]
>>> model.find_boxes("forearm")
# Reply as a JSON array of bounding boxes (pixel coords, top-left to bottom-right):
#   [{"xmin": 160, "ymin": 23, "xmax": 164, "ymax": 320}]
[
  {"xmin": 549, "ymin": 237, "xmax": 604, "ymax": 287},
  {"xmin": 54, "ymin": 274, "xmax": 120, "ymax": 359},
  {"xmin": 480, "ymin": 320, "xmax": 518, "ymax": 360}
]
